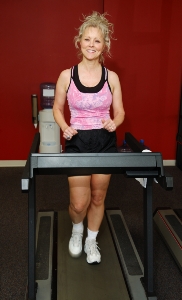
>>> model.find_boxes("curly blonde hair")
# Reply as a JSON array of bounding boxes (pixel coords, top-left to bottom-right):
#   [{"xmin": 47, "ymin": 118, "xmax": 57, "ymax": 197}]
[{"xmin": 74, "ymin": 11, "xmax": 114, "ymax": 63}]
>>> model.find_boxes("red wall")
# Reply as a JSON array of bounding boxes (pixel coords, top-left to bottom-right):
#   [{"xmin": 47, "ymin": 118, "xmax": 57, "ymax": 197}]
[
  {"xmin": 0, "ymin": 0, "xmax": 182, "ymax": 160},
  {"xmin": 0, "ymin": 0, "xmax": 103, "ymax": 160},
  {"xmin": 105, "ymin": 0, "xmax": 182, "ymax": 158}
]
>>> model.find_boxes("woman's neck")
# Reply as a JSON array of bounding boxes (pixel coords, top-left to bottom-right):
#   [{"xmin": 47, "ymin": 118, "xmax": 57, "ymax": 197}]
[
  {"xmin": 77, "ymin": 60, "xmax": 102, "ymax": 87},
  {"xmin": 79, "ymin": 58, "xmax": 101, "ymax": 72}
]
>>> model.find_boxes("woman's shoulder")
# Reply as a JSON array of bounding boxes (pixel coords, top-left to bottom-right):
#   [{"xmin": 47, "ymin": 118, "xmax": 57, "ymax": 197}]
[
  {"xmin": 107, "ymin": 69, "xmax": 118, "ymax": 78},
  {"xmin": 57, "ymin": 68, "xmax": 73, "ymax": 87},
  {"xmin": 59, "ymin": 68, "xmax": 72, "ymax": 80},
  {"xmin": 107, "ymin": 69, "xmax": 120, "ymax": 84}
]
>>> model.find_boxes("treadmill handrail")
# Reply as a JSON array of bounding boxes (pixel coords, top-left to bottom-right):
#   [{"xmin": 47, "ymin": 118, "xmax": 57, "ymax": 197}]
[
  {"xmin": 29, "ymin": 152, "xmax": 162, "ymax": 175},
  {"xmin": 21, "ymin": 133, "xmax": 173, "ymax": 192}
]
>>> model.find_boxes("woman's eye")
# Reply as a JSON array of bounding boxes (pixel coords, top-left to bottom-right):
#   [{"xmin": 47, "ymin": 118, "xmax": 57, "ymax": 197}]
[{"xmin": 95, "ymin": 40, "xmax": 100, "ymax": 43}]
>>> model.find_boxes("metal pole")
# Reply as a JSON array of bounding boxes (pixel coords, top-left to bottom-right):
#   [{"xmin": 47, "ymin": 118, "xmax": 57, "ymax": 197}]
[
  {"xmin": 143, "ymin": 178, "xmax": 157, "ymax": 299},
  {"xmin": 28, "ymin": 175, "xmax": 36, "ymax": 300}
]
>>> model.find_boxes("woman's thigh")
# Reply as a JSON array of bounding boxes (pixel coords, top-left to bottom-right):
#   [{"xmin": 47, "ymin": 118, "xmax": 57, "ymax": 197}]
[
  {"xmin": 90, "ymin": 174, "xmax": 111, "ymax": 202},
  {"xmin": 68, "ymin": 174, "xmax": 111, "ymax": 209},
  {"xmin": 68, "ymin": 175, "xmax": 92, "ymax": 208}
]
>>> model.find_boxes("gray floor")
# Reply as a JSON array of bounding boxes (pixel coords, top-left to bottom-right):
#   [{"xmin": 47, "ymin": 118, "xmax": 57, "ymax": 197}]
[{"xmin": 0, "ymin": 166, "xmax": 182, "ymax": 300}]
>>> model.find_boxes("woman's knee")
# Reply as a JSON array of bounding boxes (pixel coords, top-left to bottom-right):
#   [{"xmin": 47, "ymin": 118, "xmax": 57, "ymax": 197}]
[
  {"xmin": 70, "ymin": 201, "xmax": 88, "ymax": 214},
  {"xmin": 91, "ymin": 192, "xmax": 105, "ymax": 207}
]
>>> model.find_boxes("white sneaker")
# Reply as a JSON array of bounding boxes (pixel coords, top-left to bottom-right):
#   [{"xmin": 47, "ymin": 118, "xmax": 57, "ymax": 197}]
[
  {"xmin": 84, "ymin": 239, "xmax": 101, "ymax": 264},
  {"xmin": 69, "ymin": 232, "xmax": 83, "ymax": 258}
]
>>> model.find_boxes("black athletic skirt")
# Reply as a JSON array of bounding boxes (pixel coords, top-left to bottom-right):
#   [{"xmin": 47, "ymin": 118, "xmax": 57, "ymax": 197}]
[{"xmin": 65, "ymin": 129, "xmax": 118, "ymax": 153}]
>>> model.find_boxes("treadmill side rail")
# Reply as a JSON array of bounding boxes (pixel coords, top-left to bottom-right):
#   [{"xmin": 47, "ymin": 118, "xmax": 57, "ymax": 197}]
[
  {"xmin": 35, "ymin": 212, "xmax": 54, "ymax": 300},
  {"xmin": 154, "ymin": 209, "xmax": 182, "ymax": 272},
  {"xmin": 106, "ymin": 209, "xmax": 147, "ymax": 300}
]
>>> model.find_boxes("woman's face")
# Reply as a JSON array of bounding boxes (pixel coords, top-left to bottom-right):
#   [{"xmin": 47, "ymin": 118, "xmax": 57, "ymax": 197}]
[{"xmin": 80, "ymin": 27, "xmax": 105, "ymax": 61}]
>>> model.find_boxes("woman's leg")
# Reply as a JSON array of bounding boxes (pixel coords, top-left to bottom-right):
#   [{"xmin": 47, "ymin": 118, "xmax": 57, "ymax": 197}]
[
  {"xmin": 68, "ymin": 175, "xmax": 91, "ymax": 223},
  {"xmin": 84, "ymin": 174, "xmax": 111, "ymax": 264},
  {"xmin": 68, "ymin": 175, "xmax": 91, "ymax": 258},
  {"xmin": 87, "ymin": 174, "xmax": 111, "ymax": 231}
]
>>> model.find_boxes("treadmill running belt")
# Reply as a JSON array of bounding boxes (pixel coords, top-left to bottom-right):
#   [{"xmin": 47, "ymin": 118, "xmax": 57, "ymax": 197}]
[{"xmin": 57, "ymin": 211, "xmax": 130, "ymax": 300}]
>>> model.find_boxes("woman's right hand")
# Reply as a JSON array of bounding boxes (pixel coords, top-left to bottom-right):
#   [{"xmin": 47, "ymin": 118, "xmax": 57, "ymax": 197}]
[{"xmin": 63, "ymin": 126, "xmax": 78, "ymax": 140}]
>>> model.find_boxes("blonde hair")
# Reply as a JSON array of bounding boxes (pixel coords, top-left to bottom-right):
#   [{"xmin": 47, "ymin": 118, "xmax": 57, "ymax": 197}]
[{"xmin": 74, "ymin": 11, "xmax": 114, "ymax": 63}]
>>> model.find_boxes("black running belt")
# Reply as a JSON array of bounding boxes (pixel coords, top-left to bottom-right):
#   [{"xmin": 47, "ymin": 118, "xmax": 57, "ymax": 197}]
[
  {"xmin": 174, "ymin": 209, "xmax": 182, "ymax": 222},
  {"xmin": 36, "ymin": 216, "xmax": 51, "ymax": 280},
  {"xmin": 165, "ymin": 215, "xmax": 182, "ymax": 241},
  {"xmin": 110, "ymin": 214, "xmax": 143, "ymax": 276}
]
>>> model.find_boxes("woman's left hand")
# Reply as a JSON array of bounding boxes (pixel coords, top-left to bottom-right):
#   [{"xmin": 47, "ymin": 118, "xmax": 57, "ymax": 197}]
[{"xmin": 101, "ymin": 119, "xmax": 116, "ymax": 132}]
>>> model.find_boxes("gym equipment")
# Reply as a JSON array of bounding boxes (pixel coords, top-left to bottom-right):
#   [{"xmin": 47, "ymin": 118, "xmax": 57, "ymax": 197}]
[
  {"xmin": 21, "ymin": 132, "xmax": 173, "ymax": 300},
  {"xmin": 154, "ymin": 208, "xmax": 182, "ymax": 272}
]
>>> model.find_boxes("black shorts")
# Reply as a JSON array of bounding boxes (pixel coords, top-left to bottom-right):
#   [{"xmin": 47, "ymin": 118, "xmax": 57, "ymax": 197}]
[{"xmin": 65, "ymin": 129, "xmax": 118, "ymax": 153}]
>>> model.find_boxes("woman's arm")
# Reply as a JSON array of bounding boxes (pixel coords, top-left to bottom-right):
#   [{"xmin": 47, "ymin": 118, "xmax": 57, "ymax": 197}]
[
  {"xmin": 102, "ymin": 70, "xmax": 125, "ymax": 131},
  {"xmin": 53, "ymin": 69, "xmax": 77, "ymax": 139},
  {"xmin": 109, "ymin": 70, "xmax": 125, "ymax": 128}
]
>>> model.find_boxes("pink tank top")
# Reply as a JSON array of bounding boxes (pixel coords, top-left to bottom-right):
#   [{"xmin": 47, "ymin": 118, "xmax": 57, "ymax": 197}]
[{"xmin": 67, "ymin": 65, "xmax": 112, "ymax": 130}]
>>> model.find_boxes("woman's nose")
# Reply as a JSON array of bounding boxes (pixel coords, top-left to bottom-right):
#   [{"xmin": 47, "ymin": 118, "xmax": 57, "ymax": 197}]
[{"xmin": 89, "ymin": 40, "xmax": 94, "ymax": 47}]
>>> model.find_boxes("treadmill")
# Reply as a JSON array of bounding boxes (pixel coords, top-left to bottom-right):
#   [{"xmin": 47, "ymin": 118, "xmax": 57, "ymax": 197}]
[
  {"xmin": 153, "ymin": 208, "xmax": 182, "ymax": 272},
  {"xmin": 21, "ymin": 132, "xmax": 173, "ymax": 300}
]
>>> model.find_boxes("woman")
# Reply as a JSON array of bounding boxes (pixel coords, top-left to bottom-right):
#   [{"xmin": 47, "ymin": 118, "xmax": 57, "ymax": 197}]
[{"xmin": 53, "ymin": 11, "xmax": 125, "ymax": 264}]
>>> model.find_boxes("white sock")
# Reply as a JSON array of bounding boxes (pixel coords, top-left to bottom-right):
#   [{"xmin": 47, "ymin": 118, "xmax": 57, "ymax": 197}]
[
  {"xmin": 86, "ymin": 228, "xmax": 99, "ymax": 241},
  {"xmin": 72, "ymin": 221, "xmax": 84, "ymax": 233}
]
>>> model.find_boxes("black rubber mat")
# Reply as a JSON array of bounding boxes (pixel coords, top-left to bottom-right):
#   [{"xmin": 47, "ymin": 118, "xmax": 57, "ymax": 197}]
[
  {"xmin": 110, "ymin": 214, "xmax": 143, "ymax": 275},
  {"xmin": 174, "ymin": 209, "xmax": 182, "ymax": 222},
  {"xmin": 36, "ymin": 216, "xmax": 51, "ymax": 280},
  {"xmin": 165, "ymin": 215, "xmax": 182, "ymax": 240},
  {"xmin": 57, "ymin": 211, "xmax": 130, "ymax": 300}
]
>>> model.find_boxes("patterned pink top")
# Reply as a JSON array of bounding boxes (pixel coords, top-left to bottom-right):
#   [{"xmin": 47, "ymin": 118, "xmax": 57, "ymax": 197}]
[{"xmin": 67, "ymin": 65, "xmax": 112, "ymax": 130}]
